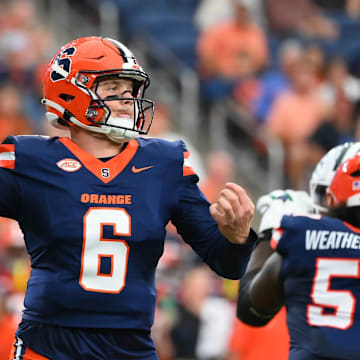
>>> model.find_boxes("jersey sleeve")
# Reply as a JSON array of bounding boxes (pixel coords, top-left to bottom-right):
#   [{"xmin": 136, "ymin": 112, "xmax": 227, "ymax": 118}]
[
  {"xmin": 270, "ymin": 215, "xmax": 318, "ymax": 281},
  {"xmin": 171, "ymin": 181, "xmax": 256, "ymax": 279},
  {"xmin": 0, "ymin": 139, "xmax": 21, "ymax": 219},
  {"xmin": 270, "ymin": 214, "xmax": 301, "ymax": 255},
  {"xmin": 271, "ymin": 214, "xmax": 323, "ymax": 250}
]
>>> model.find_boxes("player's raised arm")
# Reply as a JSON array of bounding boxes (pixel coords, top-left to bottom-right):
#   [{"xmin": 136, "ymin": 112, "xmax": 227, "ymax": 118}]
[
  {"xmin": 209, "ymin": 182, "xmax": 255, "ymax": 245},
  {"xmin": 171, "ymin": 161, "xmax": 258, "ymax": 280}
]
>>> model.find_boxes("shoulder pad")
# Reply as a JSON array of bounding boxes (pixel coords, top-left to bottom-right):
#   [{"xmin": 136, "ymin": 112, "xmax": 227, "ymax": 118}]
[
  {"xmin": 280, "ymin": 213, "xmax": 322, "ymax": 229},
  {"xmin": 0, "ymin": 144, "xmax": 15, "ymax": 169},
  {"xmin": 0, "ymin": 136, "xmax": 16, "ymax": 169},
  {"xmin": 0, "ymin": 135, "xmax": 53, "ymax": 171},
  {"xmin": 271, "ymin": 214, "xmax": 322, "ymax": 250}
]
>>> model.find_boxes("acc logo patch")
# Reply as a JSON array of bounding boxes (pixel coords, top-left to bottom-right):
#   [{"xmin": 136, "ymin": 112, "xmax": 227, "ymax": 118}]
[{"xmin": 57, "ymin": 158, "xmax": 82, "ymax": 172}]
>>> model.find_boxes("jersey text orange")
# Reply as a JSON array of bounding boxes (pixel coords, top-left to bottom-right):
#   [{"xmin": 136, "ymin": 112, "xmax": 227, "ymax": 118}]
[{"xmin": 81, "ymin": 193, "xmax": 132, "ymax": 205}]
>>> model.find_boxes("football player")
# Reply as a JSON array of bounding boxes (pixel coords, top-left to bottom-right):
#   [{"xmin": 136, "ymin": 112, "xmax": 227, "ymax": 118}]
[
  {"xmin": 3, "ymin": 37, "xmax": 257, "ymax": 360},
  {"xmin": 237, "ymin": 152, "xmax": 360, "ymax": 359},
  {"xmin": 234, "ymin": 142, "xmax": 360, "ymax": 359},
  {"xmin": 248, "ymin": 142, "xmax": 360, "ymax": 271}
]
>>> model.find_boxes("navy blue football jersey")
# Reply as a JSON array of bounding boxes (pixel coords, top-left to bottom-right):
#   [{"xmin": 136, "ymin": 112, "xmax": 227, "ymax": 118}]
[
  {"xmin": 0, "ymin": 135, "xmax": 254, "ymax": 330},
  {"xmin": 272, "ymin": 214, "xmax": 360, "ymax": 360}
]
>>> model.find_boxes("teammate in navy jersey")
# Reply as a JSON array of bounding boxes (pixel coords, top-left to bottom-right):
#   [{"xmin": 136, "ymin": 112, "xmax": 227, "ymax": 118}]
[
  {"xmin": 245, "ymin": 142, "xmax": 360, "ymax": 285},
  {"xmin": 3, "ymin": 36, "xmax": 257, "ymax": 360},
  {"xmin": 237, "ymin": 153, "xmax": 360, "ymax": 360}
]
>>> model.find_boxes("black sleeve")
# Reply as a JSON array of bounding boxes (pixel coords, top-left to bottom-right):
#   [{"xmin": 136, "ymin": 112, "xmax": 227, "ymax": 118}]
[
  {"xmin": 237, "ymin": 269, "xmax": 280, "ymax": 326},
  {"xmin": 258, "ymin": 229, "xmax": 272, "ymax": 243},
  {"xmin": 237, "ymin": 253, "xmax": 284, "ymax": 326}
]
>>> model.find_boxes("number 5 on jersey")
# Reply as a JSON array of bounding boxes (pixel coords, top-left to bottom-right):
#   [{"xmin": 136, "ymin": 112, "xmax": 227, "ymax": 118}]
[
  {"xmin": 307, "ymin": 258, "xmax": 359, "ymax": 329},
  {"xmin": 80, "ymin": 208, "xmax": 130, "ymax": 293}
]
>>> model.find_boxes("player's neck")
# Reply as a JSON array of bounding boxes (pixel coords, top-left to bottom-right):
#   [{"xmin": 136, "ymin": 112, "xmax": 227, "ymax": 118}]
[{"xmin": 69, "ymin": 128, "xmax": 127, "ymax": 158}]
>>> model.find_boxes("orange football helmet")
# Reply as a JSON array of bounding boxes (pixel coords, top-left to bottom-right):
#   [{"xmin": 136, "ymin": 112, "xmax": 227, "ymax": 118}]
[
  {"xmin": 327, "ymin": 154, "xmax": 360, "ymax": 207},
  {"xmin": 42, "ymin": 36, "xmax": 154, "ymax": 141}
]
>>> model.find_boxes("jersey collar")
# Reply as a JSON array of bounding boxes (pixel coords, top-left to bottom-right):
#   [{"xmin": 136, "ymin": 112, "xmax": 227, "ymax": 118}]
[{"xmin": 58, "ymin": 137, "xmax": 139, "ymax": 183}]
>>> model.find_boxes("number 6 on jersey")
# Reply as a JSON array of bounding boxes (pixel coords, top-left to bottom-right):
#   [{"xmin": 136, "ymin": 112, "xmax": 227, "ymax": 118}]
[{"xmin": 80, "ymin": 208, "xmax": 130, "ymax": 293}]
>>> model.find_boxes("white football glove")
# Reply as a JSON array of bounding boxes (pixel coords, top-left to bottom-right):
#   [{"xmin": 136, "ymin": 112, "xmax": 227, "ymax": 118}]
[{"xmin": 257, "ymin": 189, "xmax": 313, "ymax": 233}]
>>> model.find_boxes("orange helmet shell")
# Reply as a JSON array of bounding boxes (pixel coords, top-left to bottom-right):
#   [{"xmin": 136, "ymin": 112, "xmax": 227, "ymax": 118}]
[
  {"xmin": 42, "ymin": 36, "xmax": 152, "ymax": 136},
  {"xmin": 327, "ymin": 154, "xmax": 360, "ymax": 207}
]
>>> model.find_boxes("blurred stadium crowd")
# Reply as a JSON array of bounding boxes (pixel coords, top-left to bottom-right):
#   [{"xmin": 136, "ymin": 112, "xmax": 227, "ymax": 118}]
[{"xmin": 1, "ymin": 0, "xmax": 360, "ymax": 359}]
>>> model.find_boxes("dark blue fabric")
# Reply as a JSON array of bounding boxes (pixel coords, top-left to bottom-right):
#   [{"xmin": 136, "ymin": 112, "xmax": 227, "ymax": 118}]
[
  {"xmin": 16, "ymin": 320, "xmax": 157, "ymax": 360},
  {"xmin": 277, "ymin": 215, "xmax": 360, "ymax": 360},
  {"xmin": 1, "ymin": 135, "xmax": 254, "ymax": 357}
]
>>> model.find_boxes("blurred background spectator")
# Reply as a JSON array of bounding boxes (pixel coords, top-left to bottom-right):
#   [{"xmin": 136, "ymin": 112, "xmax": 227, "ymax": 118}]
[
  {"xmin": 252, "ymin": 39, "xmax": 304, "ymax": 124},
  {"xmin": 266, "ymin": 59, "xmax": 328, "ymax": 189},
  {"xmin": 197, "ymin": 0, "xmax": 268, "ymax": 102},
  {"xmin": 2, "ymin": 0, "xmax": 360, "ymax": 358},
  {"xmin": 265, "ymin": 0, "xmax": 339, "ymax": 40},
  {"xmin": 315, "ymin": 0, "xmax": 360, "ymax": 19},
  {"xmin": 200, "ymin": 150, "xmax": 236, "ymax": 203},
  {"xmin": 169, "ymin": 266, "xmax": 233, "ymax": 360},
  {"xmin": 0, "ymin": 82, "xmax": 34, "ymax": 139},
  {"xmin": 194, "ymin": 0, "xmax": 234, "ymax": 31}
]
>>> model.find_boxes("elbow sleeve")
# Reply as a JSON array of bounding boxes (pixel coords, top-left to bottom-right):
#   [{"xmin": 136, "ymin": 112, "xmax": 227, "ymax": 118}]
[{"xmin": 236, "ymin": 269, "xmax": 278, "ymax": 327}]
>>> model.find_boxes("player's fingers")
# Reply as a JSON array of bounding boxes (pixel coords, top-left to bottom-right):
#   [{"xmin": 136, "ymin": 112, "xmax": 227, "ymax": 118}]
[
  {"xmin": 209, "ymin": 203, "xmax": 224, "ymax": 222},
  {"xmin": 216, "ymin": 196, "xmax": 235, "ymax": 222},
  {"xmin": 220, "ymin": 188, "xmax": 241, "ymax": 215},
  {"xmin": 226, "ymin": 182, "xmax": 254, "ymax": 218},
  {"xmin": 224, "ymin": 182, "xmax": 246, "ymax": 198}
]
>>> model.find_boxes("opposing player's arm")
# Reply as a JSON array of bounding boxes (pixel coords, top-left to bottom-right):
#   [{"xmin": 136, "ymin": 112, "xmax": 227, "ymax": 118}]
[
  {"xmin": 246, "ymin": 229, "xmax": 273, "ymax": 271},
  {"xmin": 237, "ymin": 251, "xmax": 284, "ymax": 326}
]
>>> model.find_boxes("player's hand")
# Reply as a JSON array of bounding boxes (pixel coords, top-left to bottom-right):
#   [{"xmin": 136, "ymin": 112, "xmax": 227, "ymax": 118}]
[
  {"xmin": 257, "ymin": 189, "xmax": 313, "ymax": 233},
  {"xmin": 210, "ymin": 182, "xmax": 254, "ymax": 245}
]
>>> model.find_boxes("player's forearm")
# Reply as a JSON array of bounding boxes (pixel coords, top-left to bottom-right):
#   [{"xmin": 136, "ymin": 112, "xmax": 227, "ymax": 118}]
[
  {"xmin": 237, "ymin": 253, "xmax": 284, "ymax": 325},
  {"xmin": 237, "ymin": 268, "xmax": 279, "ymax": 326},
  {"xmin": 246, "ymin": 230, "xmax": 274, "ymax": 271}
]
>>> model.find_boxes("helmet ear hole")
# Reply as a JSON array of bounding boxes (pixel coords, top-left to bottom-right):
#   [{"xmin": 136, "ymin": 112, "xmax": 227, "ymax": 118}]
[
  {"xmin": 350, "ymin": 170, "xmax": 360, "ymax": 177},
  {"xmin": 59, "ymin": 94, "xmax": 75, "ymax": 103},
  {"xmin": 326, "ymin": 191, "xmax": 336, "ymax": 208}
]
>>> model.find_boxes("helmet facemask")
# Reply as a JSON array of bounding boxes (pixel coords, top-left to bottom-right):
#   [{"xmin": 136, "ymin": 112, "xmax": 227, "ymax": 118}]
[
  {"xmin": 310, "ymin": 184, "xmax": 328, "ymax": 213},
  {"xmin": 81, "ymin": 73, "xmax": 154, "ymax": 142},
  {"xmin": 86, "ymin": 96, "xmax": 154, "ymax": 142}
]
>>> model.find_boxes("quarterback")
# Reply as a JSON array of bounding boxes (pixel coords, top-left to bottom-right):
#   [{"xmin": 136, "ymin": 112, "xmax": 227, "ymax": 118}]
[{"xmin": 4, "ymin": 36, "xmax": 257, "ymax": 360}]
